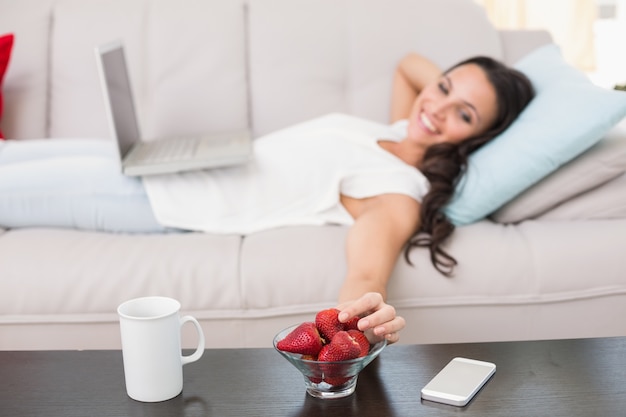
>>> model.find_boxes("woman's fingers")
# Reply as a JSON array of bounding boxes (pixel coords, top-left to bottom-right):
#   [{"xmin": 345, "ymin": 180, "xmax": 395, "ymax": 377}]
[
  {"xmin": 338, "ymin": 292, "xmax": 383, "ymax": 323},
  {"xmin": 371, "ymin": 315, "xmax": 406, "ymax": 338},
  {"xmin": 384, "ymin": 331, "xmax": 401, "ymax": 344},
  {"xmin": 358, "ymin": 303, "xmax": 396, "ymax": 331},
  {"xmin": 338, "ymin": 292, "xmax": 406, "ymax": 344}
]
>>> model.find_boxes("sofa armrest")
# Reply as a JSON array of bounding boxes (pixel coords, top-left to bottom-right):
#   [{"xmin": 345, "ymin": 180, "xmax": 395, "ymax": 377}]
[{"xmin": 498, "ymin": 29, "xmax": 553, "ymax": 65}]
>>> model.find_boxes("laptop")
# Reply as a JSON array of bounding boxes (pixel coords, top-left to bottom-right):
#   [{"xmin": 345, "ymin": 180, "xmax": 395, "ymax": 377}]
[{"xmin": 95, "ymin": 41, "xmax": 253, "ymax": 176}]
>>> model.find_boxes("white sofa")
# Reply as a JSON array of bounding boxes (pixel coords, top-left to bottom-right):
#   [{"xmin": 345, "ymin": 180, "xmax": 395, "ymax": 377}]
[{"xmin": 1, "ymin": 0, "xmax": 625, "ymax": 350}]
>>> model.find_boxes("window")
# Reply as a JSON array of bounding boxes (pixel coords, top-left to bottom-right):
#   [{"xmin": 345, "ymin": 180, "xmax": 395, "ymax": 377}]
[{"xmin": 475, "ymin": 0, "xmax": 626, "ymax": 88}]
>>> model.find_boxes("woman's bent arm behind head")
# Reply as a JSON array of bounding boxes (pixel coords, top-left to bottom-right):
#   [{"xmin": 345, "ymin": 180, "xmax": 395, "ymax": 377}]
[{"xmin": 390, "ymin": 53, "xmax": 441, "ymax": 123}]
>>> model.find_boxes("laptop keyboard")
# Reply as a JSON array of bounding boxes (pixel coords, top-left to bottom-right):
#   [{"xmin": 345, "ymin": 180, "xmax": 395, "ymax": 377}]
[
  {"xmin": 137, "ymin": 137, "xmax": 201, "ymax": 163},
  {"xmin": 130, "ymin": 132, "xmax": 246, "ymax": 165}
]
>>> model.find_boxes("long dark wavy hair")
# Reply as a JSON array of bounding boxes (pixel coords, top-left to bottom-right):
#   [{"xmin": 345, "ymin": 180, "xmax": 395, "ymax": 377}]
[{"xmin": 405, "ymin": 56, "xmax": 535, "ymax": 276}]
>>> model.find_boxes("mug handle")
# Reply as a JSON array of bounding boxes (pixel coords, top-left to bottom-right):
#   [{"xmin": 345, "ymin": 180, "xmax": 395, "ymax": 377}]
[{"xmin": 180, "ymin": 315, "xmax": 205, "ymax": 365}]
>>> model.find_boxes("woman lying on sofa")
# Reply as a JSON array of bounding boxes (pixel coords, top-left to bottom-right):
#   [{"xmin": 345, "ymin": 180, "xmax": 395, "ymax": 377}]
[{"xmin": 0, "ymin": 53, "xmax": 534, "ymax": 344}]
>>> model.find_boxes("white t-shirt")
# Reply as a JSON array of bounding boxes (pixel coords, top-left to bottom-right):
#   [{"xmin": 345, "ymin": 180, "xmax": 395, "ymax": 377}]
[{"xmin": 143, "ymin": 113, "xmax": 428, "ymax": 234}]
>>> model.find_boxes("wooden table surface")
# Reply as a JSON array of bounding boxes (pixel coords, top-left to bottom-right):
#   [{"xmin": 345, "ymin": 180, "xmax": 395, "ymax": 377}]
[{"xmin": 1, "ymin": 337, "xmax": 625, "ymax": 416}]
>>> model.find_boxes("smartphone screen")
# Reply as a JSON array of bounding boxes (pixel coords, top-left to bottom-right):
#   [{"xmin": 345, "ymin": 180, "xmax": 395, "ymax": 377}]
[{"xmin": 421, "ymin": 357, "xmax": 496, "ymax": 406}]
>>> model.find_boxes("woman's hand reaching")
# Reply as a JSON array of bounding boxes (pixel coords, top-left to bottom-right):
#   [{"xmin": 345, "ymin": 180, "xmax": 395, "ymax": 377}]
[
  {"xmin": 337, "ymin": 292, "xmax": 406, "ymax": 344},
  {"xmin": 338, "ymin": 193, "xmax": 417, "ymax": 345}
]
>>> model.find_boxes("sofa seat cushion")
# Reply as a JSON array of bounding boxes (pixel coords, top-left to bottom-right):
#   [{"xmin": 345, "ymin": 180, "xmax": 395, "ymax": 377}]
[
  {"xmin": 240, "ymin": 226, "xmax": 349, "ymax": 313},
  {"xmin": 3, "ymin": 222, "xmax": 625, "ymax": 319},
  {"xmin": 1, "ymin": 219, "xmax": 625, "ymax": 348},
  {"xmin": 242, "ymin": 221, "xmax": 626, "ymax": 337},
  {"xmin": 0, "ymin": 229, "xmax": 242, "ymax": 318},
  {"xmin": 397, "ymin": 220, "xmax": 626, "ymax": 302},
  {"xmin": 392, "ymin": 219, "xmax": 626, "ymax": 342}
]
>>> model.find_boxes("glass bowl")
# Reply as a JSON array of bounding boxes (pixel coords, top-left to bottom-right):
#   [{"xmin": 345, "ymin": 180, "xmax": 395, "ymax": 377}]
[{"xmin": 273, "ymin": 324, "xmax": 387, "ymax": 399}]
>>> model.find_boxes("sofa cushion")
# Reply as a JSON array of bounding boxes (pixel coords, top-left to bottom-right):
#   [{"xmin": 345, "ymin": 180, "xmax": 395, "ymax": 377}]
[
  {"xmin": 535, "ymin": 173, "xmax": 626, "ymax": 221},
  {"xmin": 49, "ymin": 0, "xmax": 249, "ymax": 139},
  {"xmin": 247, "ymin": 0, "xmax": 501, "ymax": 136},
  {"xmin": 491, "ymin": 120, "xmax": 626, "ymax": 223},
  {"xmin": 444, "ymin": 44, "xmax": 626, "ymax": 226},
  {"xmin": 240, "ymin": 225, "xmax": 349, "ymax": 313},
  {"xmin": 393, "ymin": 218, "xmax": 626, "ymax": 342},
  {"xmin": 0, "ymin": 229, "xmax": 242, "ymax": 316}
]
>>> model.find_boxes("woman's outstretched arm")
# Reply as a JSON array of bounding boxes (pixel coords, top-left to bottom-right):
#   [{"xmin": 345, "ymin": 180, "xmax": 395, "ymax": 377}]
[
  {"xmin": 390, "ymin": 53, "xmax": 441, "ymax": 123},
  {"xmin": 337, "ymin": 193, "xmax": 420, "ymax": 343}
]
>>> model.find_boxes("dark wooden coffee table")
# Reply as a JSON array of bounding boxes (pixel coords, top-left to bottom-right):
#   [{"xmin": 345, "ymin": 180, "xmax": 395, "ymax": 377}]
[{"xmin": 1, "ymin": 337, "xmax": 625, "ymax": 416}]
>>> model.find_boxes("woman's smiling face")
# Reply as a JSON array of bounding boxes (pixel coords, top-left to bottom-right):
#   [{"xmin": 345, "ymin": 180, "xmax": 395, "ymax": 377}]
[{"xmin": 406, "ymin": 63, "xmax": 499, "ymax": 147}]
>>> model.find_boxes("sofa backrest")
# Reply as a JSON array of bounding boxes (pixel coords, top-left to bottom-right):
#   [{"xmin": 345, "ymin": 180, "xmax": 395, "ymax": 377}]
[
  {"xmin": 51, "ymin": 0, "xmax": 250, "ymax": 141},
  {"xmin": 245, "ymin": 0, "xmax": 502, "ymax": 136},
  {"xmin": 0, "ymin": 0, "xmax": 548, "ymax": 140},
  {"xmin": 1, "ymin": 0, "xmax": 249, "ymax": 140}
]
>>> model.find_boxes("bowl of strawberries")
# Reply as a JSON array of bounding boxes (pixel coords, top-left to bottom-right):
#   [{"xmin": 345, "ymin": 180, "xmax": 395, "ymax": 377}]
[{"xmin": 273, "ymin": 308, "xmax": 387, "ymax": 399}]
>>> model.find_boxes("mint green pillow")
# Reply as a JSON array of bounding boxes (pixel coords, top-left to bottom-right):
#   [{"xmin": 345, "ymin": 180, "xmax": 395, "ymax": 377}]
[{"xmin": 444, "ymin": 44, "xmax": 626, "ymax": 226}]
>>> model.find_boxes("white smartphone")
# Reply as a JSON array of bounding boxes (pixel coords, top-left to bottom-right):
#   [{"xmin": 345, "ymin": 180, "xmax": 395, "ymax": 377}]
[{"xmin": 421, "ymin": 357, "xmax": 496, "ymax": 407}]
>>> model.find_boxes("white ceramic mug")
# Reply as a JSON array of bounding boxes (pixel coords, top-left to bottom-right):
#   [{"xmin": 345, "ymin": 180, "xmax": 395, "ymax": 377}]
[{"xmin": 117, "ymin": 296, "xmax": 205, "ymax": 402}]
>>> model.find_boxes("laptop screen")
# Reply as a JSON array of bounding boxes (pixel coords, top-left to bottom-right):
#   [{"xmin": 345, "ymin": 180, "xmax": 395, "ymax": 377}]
[{"xmin": 97, "ymin": 43, "xmax": 141, "ymax": 158}]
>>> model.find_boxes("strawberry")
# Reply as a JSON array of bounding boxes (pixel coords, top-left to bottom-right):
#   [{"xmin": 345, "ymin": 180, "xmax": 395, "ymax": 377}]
[
  {"xmin": 276, "ymin": 322, "xmax": 324, "ymax": 356},
  {"xmin": 315, "ymin": 308, "xmax": 344, "ymax": 341},
  {"xmin": 344, "ymin": 316, "xmax": 360, "ymax": 331},
  {"xmin": 301, "ymin": 354, "xmax": 323, "ymax": 384},
  {"xmin": 317, "ymin": 331, "xmax": 362, "ymax": 385},
  {"xmin": 308, "ymin": 376, "xmax": 323, "ymax": 384},
  {"xmin": 348, "ymin": 329, "xmax": 370, "ymax": 357},
  {"xmin": 318, "ymin": 331, "xmax": 361, "ymax": 362},
  {"xmin": 318, "ymin": 348, "xmax": 351, "ymax": 385}
]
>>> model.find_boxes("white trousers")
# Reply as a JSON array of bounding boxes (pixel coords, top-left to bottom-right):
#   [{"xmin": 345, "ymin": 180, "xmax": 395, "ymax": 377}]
[{"xmin": 0, "ymin": 138, "xmax": 173, "ymax": 233}]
